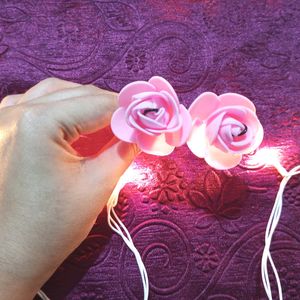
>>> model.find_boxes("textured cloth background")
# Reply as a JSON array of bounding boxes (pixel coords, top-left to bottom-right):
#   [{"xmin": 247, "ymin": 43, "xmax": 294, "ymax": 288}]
[{"xmin": 0, "ymin": 1, "xmax": 300, "ymax": 299}]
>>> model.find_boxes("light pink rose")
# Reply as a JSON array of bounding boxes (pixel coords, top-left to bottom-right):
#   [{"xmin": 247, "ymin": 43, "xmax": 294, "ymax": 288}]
[
  {"xmin": 187, "ymin": 92, "xmax": 264, "ymax": 169},
  {"xmin": 111, "ymin": 76, "xmax": 192, "ymax": 155}
]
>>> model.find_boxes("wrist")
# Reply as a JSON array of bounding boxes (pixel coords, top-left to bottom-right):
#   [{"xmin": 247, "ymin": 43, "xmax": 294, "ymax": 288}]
[
  {"xmin": 0, "ymin": 235, "xmax": 48, "ymax": 300},
  {"xmin": 0, "ymin": 270, "xmax": 37, "ymax": 300}
]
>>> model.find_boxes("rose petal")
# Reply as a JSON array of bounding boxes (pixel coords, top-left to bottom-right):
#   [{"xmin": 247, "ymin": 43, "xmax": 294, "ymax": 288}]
[
  {"xmin": 132, "ymin": 91, "xmax": 168, "ymax": 108},
  {"xmin": 119, "ymin": 81, "xmax": 156, "ymax": 107},
  {"xmin": 245, "ymin": 122, "xmax": 264, "ymax": 153},
  {"xmin": 187, "ymin": 122, "xmax": 208, "ymax": 158},
  {"xmin": 214, "ymin": 135, "xmax": 231, "ymax": 153},
  {"xmin": 228, "ymin": 108, "xmax": 263, "ymax": 153},
  {"xmin": 215, "ymin": 126, "xmax": 253, "ymax": 153},
  {"xmin": 146, "ymin": 101, "xmax": 182, "ymax": 134},
  {"xmin": 219, "ymin": 124, "xmax": 233, "ymax": 145},
  {"xmin": 137, "ymin": 111, "xmax": 166, "ymax": 129},
  {"xmin": 219, "ymin": 93, "xmax": 256, "ymax": 112},
  {"xmin": 149, "ymin": 76, "xmax": 179, "ymax": 105},
  {"xmin": 205, "ymin": 145, "xmax": 242, "ymax": 170},
  {"xmin": 136, "ymin": 132, "xmax": 175, "ymax": 156},
  {"xmin": 128, "ymin": 115, "xmax": 157, "ymax": 136},
  {"xmin": 111, "ymin": 107, "xmax": 136, "ymax": 143},
  {"xmin": 165, "ymin": 104, "xmax": 192, "ymax": 146},
  {"xmin": 189, "ymin": 92, "xmax": 220, "ymax": 121},
  {"xmin": 213, "ymin": 110, "xmax": 263, "ymax": 154},
  {"xmin": 231, "ymin": 124, "xmax": 244, "ymax": 137},
  {"xmin": 242, "ymin": 109, "xmax": 261, "ymax": 133},
  {"xmin": 206, "ymin": 111, "xmax": 226, "ymax": 144},
  {"xmin": 146, "ymin": 116, "xmax": 182, "ymax": 134},
  {"xmin": 230, "ymin": 126, "xmax": 253, "ymax": 152},
  {"xmin": 127, "ymin": 91, "xmax": 175, "ymax": 128},
  {"xmin": 129, "ymin": 100, "xmax": 155, "ymax": 119},
  {"xmin": 207, "ymin": 106, "xmax": 247, "ymax": 122},
  {"xmin": 221, "ymin": 116, "xmax": 245, "ymax": 127},
  {"xmin": 155, "ymin": 107, "xmax": 168, "ymax": 123},
  {"xmin": 160, "ymin": 90, "xmax": 180, "ymax": 128},
  {"xmin": 126, "ymin": 92, "xmax": 165, "ymax": 118}
]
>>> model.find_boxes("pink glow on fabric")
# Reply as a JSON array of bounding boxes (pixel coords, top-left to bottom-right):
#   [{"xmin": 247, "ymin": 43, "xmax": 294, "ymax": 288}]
[
  {"xmin": 187, "ymin": 92, "xmax": 264, "ymax": 170},
  {"xmin": 111, "ymin": 76, "xmax": 192, "ymax": 156}
]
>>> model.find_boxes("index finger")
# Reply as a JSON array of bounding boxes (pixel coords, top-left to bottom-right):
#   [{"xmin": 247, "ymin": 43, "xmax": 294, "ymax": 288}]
[
  {"xmin": 47, "ymin": 93, "xmax": 118, "ymax": 143},
  {"xmin": 23, "ymin": 78, "xmax": 81, "ymax": 102}
]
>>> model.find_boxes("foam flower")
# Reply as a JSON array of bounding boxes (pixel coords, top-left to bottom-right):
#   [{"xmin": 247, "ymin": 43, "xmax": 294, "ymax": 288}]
[
  {"xmin": 111, "ymin": 76, "xmax": 192, "ymax": 155},
  {"xmin": 187, "ymin": 92, "xmax": 264, "ymax": 170}
]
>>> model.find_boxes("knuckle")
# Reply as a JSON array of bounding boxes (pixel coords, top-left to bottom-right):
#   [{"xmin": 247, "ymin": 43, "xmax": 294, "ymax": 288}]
[
  {"xmin": 1, "ymin": 96, "xmax": 12, "ymax": 107},
  {"xmin": 38, "ymin": 77, "xmax": 62, "ymax": 91},
  {"xmin": 98, "ymin": 93, "xmax": 118, "ymax": 111},
  {"xmin": 18, "ymin": 104, "xmax": 49, "ymax": 130},
  {"xmin": 19, "ymin": 106, "xmax": 39, "ymax": 124},
  {"xmin": 1, "ymin": 95, "xmax": 21, "ymax": 107},
  {"xmin": 85, "ymin": 84, "xmax": 102, "ymax": 94},
  {"xmin": 1, "ymin": 95, "xmax": 9, "ymax": 103},
  {"xmin": 40, "ymin": 77, "xmax": 60, "ymax": 86}
]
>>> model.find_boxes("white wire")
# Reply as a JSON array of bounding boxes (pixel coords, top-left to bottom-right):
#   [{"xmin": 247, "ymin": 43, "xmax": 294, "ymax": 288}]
[
  {"xmin": 37, "ymin": 290, "xmax": 50, "ymax": 300},
  {"xmin": 37, "ymin": 169, "xmax": 149, "ymax": 300},
  {"xmin": 107, "ymin": 171, "xmax": 149, "ymax": 300},
  {"xmin": 261, "ymin": 164, "xmax": 300, "ymax": 300},
  {"xmin": 35, "ymin": 160, "xmax": 300, "ymax": 300}
]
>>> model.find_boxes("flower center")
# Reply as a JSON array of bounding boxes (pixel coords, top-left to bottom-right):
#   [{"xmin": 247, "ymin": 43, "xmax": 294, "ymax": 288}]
[
  {"xmin": 143, "ymin": 108, "xmax": 159, "ymax": 116},
  {"xmin": 233, "ymin": 124, "xmax": 248, "ymax": 137}
]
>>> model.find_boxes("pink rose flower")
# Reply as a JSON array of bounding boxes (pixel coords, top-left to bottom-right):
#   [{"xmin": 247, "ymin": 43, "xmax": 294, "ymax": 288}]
[
  {"xmin": 187, "ymin": 92, "xmax": 264, "ymax": 169},
  {"xmin": 111, "ymin": 76, "xmax": 192, "ymax": 155}
]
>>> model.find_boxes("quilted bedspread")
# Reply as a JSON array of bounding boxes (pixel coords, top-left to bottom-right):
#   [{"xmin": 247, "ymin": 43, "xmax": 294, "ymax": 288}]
[{"xmin": 0, "ymin": 1, "xmax": 300, "ymax": 299}]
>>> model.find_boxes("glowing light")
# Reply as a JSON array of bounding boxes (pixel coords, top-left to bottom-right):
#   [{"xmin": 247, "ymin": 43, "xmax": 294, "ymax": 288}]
[
  {"xmin": 252, "ymin": 148, "xmax": 288, "ymax": 177},
  {"xmin": 107, "ymin": 162, "xmax": 150, "ymax": 300},
  {"xmin": 253, "ymin": 148, "xmax": 280, "ymax": 166},
  {"xmin": 120, "ymin": 163, "xmax": 152, "ymax": 185}
]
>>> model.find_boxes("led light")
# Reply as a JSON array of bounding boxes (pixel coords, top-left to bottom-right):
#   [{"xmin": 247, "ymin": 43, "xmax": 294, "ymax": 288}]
[
  {"xmin": 119, "ymin": 163, "xmax": 152, "ymax": 185},
  {"xmin": 254, "ymin": 148, "xmax": 280, "ymax": 165},
  {"xmin": 253, "ymin": 148, "xmax": 288, "ymax": 177}
]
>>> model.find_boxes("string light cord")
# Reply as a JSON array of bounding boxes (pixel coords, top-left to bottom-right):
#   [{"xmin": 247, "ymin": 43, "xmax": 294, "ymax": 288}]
[
  {"xmin": 37, "ymin": 290, "xmax": 50, "ymax": 300},
  {"xmin": 106, "ymin": 169, "xmax": 149, "ymax": 300},
  {"xmin": 37, "ymin": 167, "xmax": 149, "ymax": 300},
  {"xmin": 38, "ymin": 150, "xmax": 298, "ymax": 300},
  {"xmin": 261, "ymin": 163, "xmax": 300, "ymax": 300}
]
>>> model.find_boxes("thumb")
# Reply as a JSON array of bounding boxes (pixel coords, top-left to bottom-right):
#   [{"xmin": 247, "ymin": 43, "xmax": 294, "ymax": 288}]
[{"xmin": 82, "ymin": 140, "xmax": 140, "ymax": 203}]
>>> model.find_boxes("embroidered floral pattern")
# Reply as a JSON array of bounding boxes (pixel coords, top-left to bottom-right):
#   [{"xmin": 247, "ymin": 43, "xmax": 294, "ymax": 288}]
[
  {"xmin": 188, "ymin": 170, "xmax": 246, "ymax": 234},
  {"xmin": 280, "ymin": 267, "xmax": 299, "ymax": 299},
  {"xmin": 125, "ymin": 48, "xmax": 147, "ymax": 72},
  {"xmin": 115, "ymin": 191, "xmax": 130, "ymax": 223},
  {"xmin": 57, "ymin": 22, "xmax": 80, "ymax": 44},
  {"xmin": 193, "ymin": 243, "xmax": 220, "ymax": 273},
  {"xmin": 140, "ymin": 160, "xmax": 186, "ymax": 214}
]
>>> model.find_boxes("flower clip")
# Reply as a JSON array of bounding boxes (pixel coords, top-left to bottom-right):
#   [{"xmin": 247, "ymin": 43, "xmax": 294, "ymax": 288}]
[
  {"xmin": 111, "ymin": 76, "xmax": 192, "ymax": 156},
  {"xmin": 187, "ymin": 92, "xmax": 264, "ymax": 170}
]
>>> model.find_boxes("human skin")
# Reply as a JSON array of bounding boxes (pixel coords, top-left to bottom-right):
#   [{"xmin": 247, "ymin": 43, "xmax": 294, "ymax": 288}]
[{"xmin": 0, "ymin": 78, "xmax": 138, "ymax": 299}]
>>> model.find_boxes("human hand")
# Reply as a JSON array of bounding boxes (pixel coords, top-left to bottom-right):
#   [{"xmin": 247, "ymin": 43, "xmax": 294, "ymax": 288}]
[{"xmin": 0, "ymin": 78, "xmax": 138, "ymax": 299}]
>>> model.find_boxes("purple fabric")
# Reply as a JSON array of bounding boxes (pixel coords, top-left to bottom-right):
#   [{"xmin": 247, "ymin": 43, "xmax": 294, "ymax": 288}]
[{"xmin": 1, "ymin": 1, "xmax": 300, "ymax": 299}]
